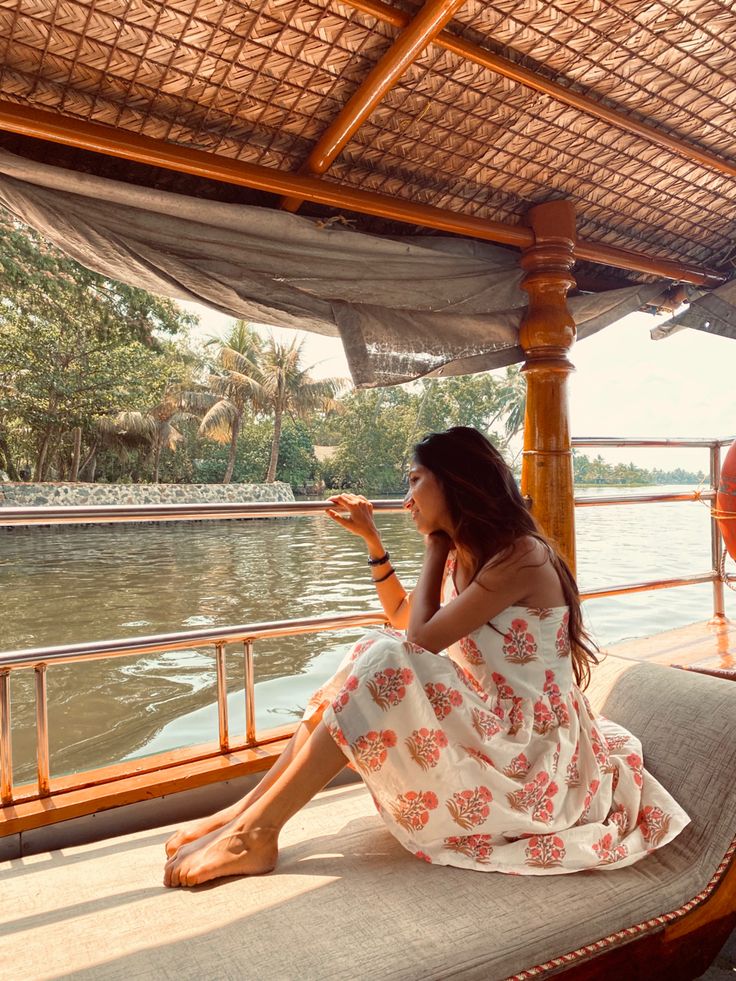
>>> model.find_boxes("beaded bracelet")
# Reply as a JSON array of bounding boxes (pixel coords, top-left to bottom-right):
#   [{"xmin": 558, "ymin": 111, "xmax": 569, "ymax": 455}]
[
  {"xmin": 367, "ymin": 550, "xmax": 390, "ymax": 567},
  {"xmin": 373, "ymin": 567, "xmax": 396, "ymax": 584}
]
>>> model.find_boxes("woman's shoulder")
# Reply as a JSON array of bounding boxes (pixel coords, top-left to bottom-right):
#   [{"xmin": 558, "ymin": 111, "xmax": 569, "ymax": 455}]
[
  {"xmin": 480, "ymin": 535, "xmax": 548, "ymax": 575},
  {"xmin": 477, "ymin": 535, "xmax": 564, "ymax": 608}
]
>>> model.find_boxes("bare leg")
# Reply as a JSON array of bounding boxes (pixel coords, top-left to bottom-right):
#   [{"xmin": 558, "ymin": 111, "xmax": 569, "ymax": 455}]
[
  {"xmin": 163, "ymin": 720, "xmax": 347, "ymax": 887},
  {"xmin": 165, "ymin": 712, "xmax": 325, "ymax": 857}
]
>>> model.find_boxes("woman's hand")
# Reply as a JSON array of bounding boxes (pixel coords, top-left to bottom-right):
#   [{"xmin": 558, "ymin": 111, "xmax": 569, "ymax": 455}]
[
  {"xmin": 325, "ymin": 493, "xmax": 381, "ymax": 546},
  {"xmin": 424, "ymin": 530, "xmax": 453, "ymax": 555}
]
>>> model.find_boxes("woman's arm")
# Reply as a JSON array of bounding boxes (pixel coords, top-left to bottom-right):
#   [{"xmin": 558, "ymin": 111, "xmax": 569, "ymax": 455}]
[{"xmin": 326, "ymin": 493, "xmax": 411, "ymax": 629}]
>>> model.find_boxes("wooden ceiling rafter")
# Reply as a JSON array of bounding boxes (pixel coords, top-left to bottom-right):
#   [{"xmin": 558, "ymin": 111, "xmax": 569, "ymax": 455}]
[
  {"xmin": 279, "ymin": 0, "xmax": 468, "ymax": 213},
  {"xmin": 0, "ymin": 99, "xmax": 725, "ymax": 289},
  {"xmin": 342, "ymin": 0, "xmax": 736, "ymax": 180}
]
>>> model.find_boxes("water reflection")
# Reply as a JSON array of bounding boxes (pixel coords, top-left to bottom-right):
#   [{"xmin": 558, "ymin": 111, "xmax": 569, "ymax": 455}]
[{"xmin": 2, "ymin": 487, "xmax": 732, "ymax": 782}]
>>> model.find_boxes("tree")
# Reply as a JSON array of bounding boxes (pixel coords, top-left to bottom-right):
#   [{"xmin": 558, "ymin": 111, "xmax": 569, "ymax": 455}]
[
  {"xmin": 327, "ymin": 370, "xmax": 528, "ymax": 494},
  {"xmin": 0, "ymin": 213, "xmax": 192, "ymax": 347},
  {"xmin": 0, "ymin": 315, "xmax": 171, "ymax": 479},
  {"xmin": 412, "ymin": 368, "xmax": 526, "ymax": 450},
  {"xmin": 191, "ymin": 322, "xmax": 264, "ymax": 484},
  {"xmin": 257, "ymin": 336, "xmax": 345, "ymax": 482},
  {"xmin": 96, "ymin": 385, "xmax": 201, "ymax": 483},
  {"xmin": 0, "ymin": 212, "xmax": 196, "ymax": 480},
  {"xmin": 329, "ymin": 387, "xmax": 417, "ymax": 493}
]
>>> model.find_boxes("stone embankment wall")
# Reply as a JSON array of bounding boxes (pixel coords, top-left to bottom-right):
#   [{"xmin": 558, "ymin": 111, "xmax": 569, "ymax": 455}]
[{"xmin": 0, "ymin": 481, "xmax": 295, "ymax": 507}]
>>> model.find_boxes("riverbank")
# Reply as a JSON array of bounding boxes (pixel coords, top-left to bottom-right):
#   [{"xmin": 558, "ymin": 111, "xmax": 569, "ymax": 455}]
[{"xmin": 0, "ymin": 481, "xmax": 295, "ymax": 508}]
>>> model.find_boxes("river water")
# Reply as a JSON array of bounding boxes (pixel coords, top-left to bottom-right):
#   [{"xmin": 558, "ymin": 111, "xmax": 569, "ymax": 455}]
[{"xmin": 2, "ymin": 485, "xmax": 733, "ymax": 784}]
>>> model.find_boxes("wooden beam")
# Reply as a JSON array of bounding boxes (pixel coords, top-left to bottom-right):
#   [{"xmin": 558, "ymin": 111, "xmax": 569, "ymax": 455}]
[
  {"xmin": 280, "ymin": 0, "xmax": 467, "ymax": 212},
  {"xmin": 520, "ymin": 200, "xmax": 577, "ymax": 572},
  {"xmin": 0, "ymin": 101, "xmax": 724, "ymax": 287},
  {"xmin": 0, "ymin": 733, "xmax": 294, "ymax": 837},
  {"xmin": 343, "ymin": 0, "xmax": 736, "ymax": 181}
]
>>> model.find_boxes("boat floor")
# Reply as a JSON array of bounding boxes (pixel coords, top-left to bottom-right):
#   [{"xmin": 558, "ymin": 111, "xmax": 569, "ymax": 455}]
[
  {"xmin": 606, "ymin": 616, "xmax": 736, "ymax": 679},
  {"xmin": 1, "ymin": 619, "xmax": 735, "ymax": 980}
]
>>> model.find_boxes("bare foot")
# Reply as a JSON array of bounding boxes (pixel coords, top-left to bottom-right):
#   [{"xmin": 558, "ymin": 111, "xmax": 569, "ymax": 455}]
[
  {"xmin": 163, "ymin": 819, "xmax": 278, "ymax": 888},
  {"xmin": 165, "ymin": 797, "xmax": 250, "ymax": 858}
]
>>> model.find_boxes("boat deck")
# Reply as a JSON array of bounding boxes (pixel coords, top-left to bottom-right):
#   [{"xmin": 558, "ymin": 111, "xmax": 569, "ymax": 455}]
[
  {"xmin": 1, "ymin": 620, "xmax": 734, "ymax": 980},
  {"xmin": 605, "ymin": 616, "xmax": 736, "ymax": 680}
]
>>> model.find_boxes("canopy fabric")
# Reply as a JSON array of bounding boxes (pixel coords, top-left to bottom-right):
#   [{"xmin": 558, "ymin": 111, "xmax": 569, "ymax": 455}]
[
  {"xmin": 652, "ymin": 278, "xmax": 736, "ymax": 343},
  {"xmin": 0, "ymin": 149, "xmax": 664, "ymax": 387}
]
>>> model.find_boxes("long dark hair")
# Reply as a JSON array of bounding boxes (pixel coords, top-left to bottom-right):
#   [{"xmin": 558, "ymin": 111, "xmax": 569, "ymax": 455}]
[{"xmin": 413, "ymin": 427, "xmax": 600, "ymax": 689}]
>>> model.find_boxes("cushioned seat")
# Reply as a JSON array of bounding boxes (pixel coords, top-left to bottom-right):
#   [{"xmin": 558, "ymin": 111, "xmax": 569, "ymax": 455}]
[{"xmin": 1, "ymin": 654, "xmax": 734, "ymax": 980}]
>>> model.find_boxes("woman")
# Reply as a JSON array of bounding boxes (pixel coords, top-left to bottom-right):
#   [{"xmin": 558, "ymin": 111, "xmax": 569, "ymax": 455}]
[{"xmin": 164, "ymin": 427, "xmax": 688, "ymax": 887}]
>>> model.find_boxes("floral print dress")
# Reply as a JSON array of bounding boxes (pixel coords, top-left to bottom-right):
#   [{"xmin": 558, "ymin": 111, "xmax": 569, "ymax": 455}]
[{"xmin": 304, "ymin": 555, "xmax": 690, "ymax": 874}]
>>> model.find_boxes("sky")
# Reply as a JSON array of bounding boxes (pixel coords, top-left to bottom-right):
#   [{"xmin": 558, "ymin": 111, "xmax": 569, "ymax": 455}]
[{"xmin": 181, "ymin": 301, "xmax": 736, "ymax": 473}]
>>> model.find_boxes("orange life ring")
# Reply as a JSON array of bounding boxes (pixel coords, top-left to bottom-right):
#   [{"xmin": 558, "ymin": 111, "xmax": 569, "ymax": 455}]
[{"xmin": 716, "ymin": 440, "xmax": 736, "ymax": 561}]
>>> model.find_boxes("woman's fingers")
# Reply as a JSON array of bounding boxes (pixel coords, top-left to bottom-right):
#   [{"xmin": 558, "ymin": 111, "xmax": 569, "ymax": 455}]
[
  {"xmin": 325, "ymin": 503, "xmax": 377, "ymax": 540},
  {"xmin": 325, "ymin": 508, "xmax": 349, "ymax": 528},
  {"xmin": 328, "ymin": 493, "xmax": 370, "ymax": 507}
]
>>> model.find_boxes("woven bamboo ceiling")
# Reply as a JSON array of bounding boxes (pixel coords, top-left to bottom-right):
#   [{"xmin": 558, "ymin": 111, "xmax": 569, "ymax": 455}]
[{"xmin": 0, "ymin": 0, "xmax": 735, "ymax": 287}]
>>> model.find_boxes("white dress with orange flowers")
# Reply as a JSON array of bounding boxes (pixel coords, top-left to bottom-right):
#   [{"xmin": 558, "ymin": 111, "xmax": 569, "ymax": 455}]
[{"xmin": 304, "ymin": 555, "xmax": 690, "ymax": 874}]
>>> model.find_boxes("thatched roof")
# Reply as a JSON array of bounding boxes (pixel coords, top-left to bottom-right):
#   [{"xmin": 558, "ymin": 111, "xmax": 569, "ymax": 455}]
[{"xmin": 0, "ymin": 0, "xmax": 734, "ymax": 288}]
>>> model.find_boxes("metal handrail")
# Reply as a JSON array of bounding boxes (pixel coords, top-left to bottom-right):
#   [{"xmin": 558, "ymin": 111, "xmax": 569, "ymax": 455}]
[
  {"xmin": 1, "ymin": 612, "xmax": 390, "ymax": 669},
  {"xmin": 575, "ymin": 490, "xmax": 714, "ymax": 507},
  {"xmin": 572, "ymin": 435, "xmax": 733, "ymax": 624},
  {"xmin": 0, "ymin": 499, "xmax": 408, "ymax": 526},
  {"xmin": 0, "ymin": 611, "xmax": 388, "ymax": 806},
  {"xmin": 572, "ymin": 436, "xmax": 735, "ymax": 448},
  {"xmin": 1, "ymin": 434, "xmax": 733, "ymax": 810}
]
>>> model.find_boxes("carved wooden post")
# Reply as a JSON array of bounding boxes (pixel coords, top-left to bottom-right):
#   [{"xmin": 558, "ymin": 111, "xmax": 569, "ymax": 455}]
[{"xmin": 519, "ymin": 200, "xmax": 577, "ymax": 573}]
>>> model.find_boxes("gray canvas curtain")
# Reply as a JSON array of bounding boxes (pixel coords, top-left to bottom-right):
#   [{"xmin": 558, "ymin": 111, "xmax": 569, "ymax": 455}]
[
  {"xmin": 651, "ymin": 278, "xmax": 736, "ymax": 343},
  {"xmin": 0, "ymin": 148, "xmax": 666, "ymax": 387}
]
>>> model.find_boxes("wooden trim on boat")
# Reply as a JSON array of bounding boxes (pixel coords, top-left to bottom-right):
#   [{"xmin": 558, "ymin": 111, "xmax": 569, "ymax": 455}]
[
  {"xmin": 0, "ymin": 727, "xmax": 296, "ymax": 837},
  {"xmin": 0, "ymin": 101, "xmax": 724, "ymax": 287},
  {"xmin": 280, "ymin": 0, "xmax": 467, "ymax": 212},
  {"xmin": 514, "ymin": 843, "xmax": 736, "ymax": 979}
]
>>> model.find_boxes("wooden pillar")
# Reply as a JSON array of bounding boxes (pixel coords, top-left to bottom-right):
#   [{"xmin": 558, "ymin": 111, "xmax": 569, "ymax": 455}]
[{"xmin": 519, "ymin": 200, "xmax": 577, "ymax": 573}]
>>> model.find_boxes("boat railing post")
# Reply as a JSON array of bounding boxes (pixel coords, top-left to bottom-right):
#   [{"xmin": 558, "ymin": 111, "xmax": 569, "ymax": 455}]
[
  {"xmin": 35, "ymin": 663, "xmax": 51, "ymax": 797},
  {"xmin": 519, "ymin": 199, "xmax": 577, "ymax": 574},
  {"xmin": 0, "ymin": 668, "xmax": 13, "ymax": 804},
  {"xmin": 709, "ymin": 441, "xmax": 727, "ymax": 623},
  {"xmin": 215, "ymin": 643, "xmax": 229, "ymax": 753},
  {"xmin": 244, "ymin": 639, "xmax": 256, "ymax": 746}
]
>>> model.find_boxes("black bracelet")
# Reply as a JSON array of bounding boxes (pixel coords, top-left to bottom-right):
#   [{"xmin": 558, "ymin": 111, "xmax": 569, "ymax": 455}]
[
  {"xmin": 367, "ymin": 550, "xmax": 390, "ymax": 567},
  {"xmin": 373, "ymin": 567, "xmax": 396, "ymax": 584}
]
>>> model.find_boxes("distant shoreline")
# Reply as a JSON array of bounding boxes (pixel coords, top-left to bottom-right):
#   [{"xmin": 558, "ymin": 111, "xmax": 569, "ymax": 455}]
[{"xmin": 573, "ymin": 482, "xmax": 701, "ymax": 489}]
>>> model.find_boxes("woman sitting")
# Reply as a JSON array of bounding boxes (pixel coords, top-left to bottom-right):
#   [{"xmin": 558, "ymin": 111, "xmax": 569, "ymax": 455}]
[{"xmin": 164, "ymin": 427, "xmax": 688, "ymax": 887}]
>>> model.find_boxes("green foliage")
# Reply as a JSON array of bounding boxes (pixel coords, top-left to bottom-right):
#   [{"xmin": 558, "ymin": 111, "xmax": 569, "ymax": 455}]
[
  {"xmin": 191, "ymin": 418, "xmax": 318, "ymax": 490},
  {"xmin": 573, "ymin": 452, "xmax": 704, "ymax": 485},
  {"xmin": 0, "ymin": 213, "xmax": 195, "ymax": 346},
  {"xmin": 412, "ymin": 368, "xmax": 525, "ymax": 443},
  {"xmin": 0, "ymin": 213, "xmax": 196, "ymax": 479},
  {"xmin": 0, "ymin": 217, "xmax": 529, "ymax": 490},
  {"xmin": 326, "ymin": 372, "xmax": 526, "ymax": 494},
  {"xmin": 327, "ymin": 388, "xmax": 416, "ymax": 493},
  {"xmin": 193, "ymin": 327, "xmax": 345, "ymax": 484}
]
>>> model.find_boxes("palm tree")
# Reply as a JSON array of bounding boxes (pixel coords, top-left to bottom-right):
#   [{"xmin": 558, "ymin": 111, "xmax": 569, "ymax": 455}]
[
  {"xmin": 259, "ymin": 336, "xmax": 345, "ymax": 482},
  {"xmin": 495, "ymin": 367, "xmax": 526, "ymax": 446},
  {"xmin": 96, "ymin": 385, "xmax": 195, "ymax": 483},
  {"xmin": 193, "ymin": 322, "xmax": 264, "ymax": 484}
]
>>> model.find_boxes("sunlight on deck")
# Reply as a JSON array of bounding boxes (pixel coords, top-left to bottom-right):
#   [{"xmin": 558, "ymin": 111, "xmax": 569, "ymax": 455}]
[
  {"xmin": 1, "ymin": 783, "xmax": 371, "ymax": 980},
  {"xmin": 608, "ymin": 618, "xmax": 735, "ymax": 679}
]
